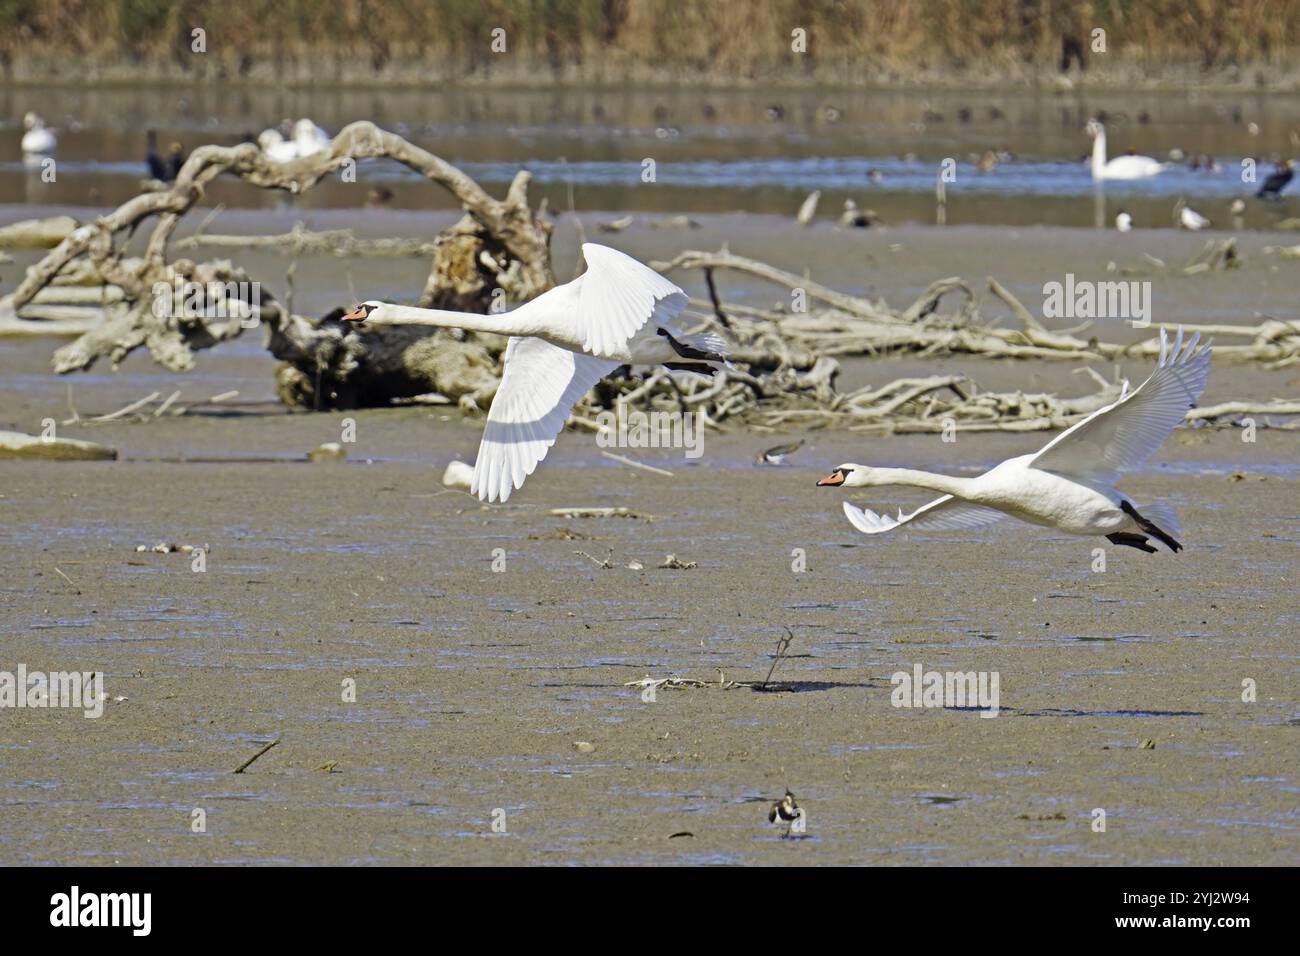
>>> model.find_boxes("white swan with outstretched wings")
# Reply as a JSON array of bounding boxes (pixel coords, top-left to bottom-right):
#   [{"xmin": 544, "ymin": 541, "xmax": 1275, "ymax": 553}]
[
  {"xmin": 820, "ymin": 328, "xmax": 1211, "ymax": 554},
  {"xmin": 341, "ymin": 243, "xmax": 730, "ymax": 503}
]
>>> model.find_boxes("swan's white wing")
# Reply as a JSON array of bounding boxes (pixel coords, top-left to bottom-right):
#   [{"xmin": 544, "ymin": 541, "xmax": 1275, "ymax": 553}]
[
  {"xmin": 575, "ymin": 243, "xmax": 688, "ymax": 358},
  {"xmin": 1031, "ymin": 327, "xmax": 1211, "ymax": 482},
  {"xmin": 842, "ymin": 496, "xmax": 1006, "ymax": 535},
  {"xmin": 471, "ymin": 337, "xmax": 618, "ymax": 503}
]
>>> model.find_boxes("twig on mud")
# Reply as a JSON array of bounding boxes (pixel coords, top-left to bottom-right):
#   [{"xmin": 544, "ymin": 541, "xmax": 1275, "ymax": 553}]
[
  {"xmin": 154, "ymin": 390, "xmax": 182, "ymax": 417},
  {"xmin": 233, "ymin": 738, "xmax": 280, "ymax": 774},
  {"xmin": 52, "ymin": 566, "xmax": 79, "ymax": 594},
  {"xmin": 549, "ymin": 506, "xmax": 651, "ymax": 520},
  {"xmin": 599, "ymin": 451, "xmax": 674, "ymax": 477},
  {"xmin": 90, "ymin": 391, "xmax": 160, "ymax": 422},
  {"xmin": 761, "ymin": 626, "xmax": 795, "ymax": 690},
  {"xmin": 624, "ymin": 675, "xmax": 751, "ymax": 692}
]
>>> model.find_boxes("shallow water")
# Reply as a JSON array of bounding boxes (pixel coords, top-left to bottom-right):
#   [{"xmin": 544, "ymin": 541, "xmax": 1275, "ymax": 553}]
[{"xmin": 4, "ymin": 85, "xmax": 1299, "ymax": 226}]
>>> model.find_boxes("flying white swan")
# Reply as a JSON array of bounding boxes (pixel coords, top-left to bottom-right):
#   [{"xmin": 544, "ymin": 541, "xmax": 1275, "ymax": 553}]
[
  {"xmin": 342, "ymin": 243, "xmax": 729, "ymax": 503},
  {"xmin": 21, "ymin": 112, "xmax": 56, "ymax": 155},
  {"xmin": 1087, "ymin": 119, "xmax": 1165, "ymax": 180},
  {"xmin": 818, "ymin": 328, "xmax": 1211, "ymax": 553}
]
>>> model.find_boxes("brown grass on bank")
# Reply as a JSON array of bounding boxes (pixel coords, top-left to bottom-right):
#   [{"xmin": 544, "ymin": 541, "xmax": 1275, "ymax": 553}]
[{"xmin": 0, "ymin": 1, "xmax": 1297, "ymax": 86}]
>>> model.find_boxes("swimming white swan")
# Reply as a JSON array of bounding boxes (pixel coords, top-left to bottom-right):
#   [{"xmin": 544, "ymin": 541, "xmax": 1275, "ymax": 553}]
[
  {"xmin": 1087, "ymin": 119, "xmax": 1165, "ymax": 180},
  {"xmin": 257, "ymin": 128, "xmax": 299, "ymax": 163},
  {"xmin": 292, "ymin": 118, "xmax": 330, "ymax": 157},
  {"xmin": 21, "ymin": 112, "xmax": 56, "ymax": 154},
  {"xmin": 342, "ymin": 243, "xmax": 729, "ymax": 503},
  {"xmin": 818, "ymin": 328, "xmax": 1211, "ymax": 553}
]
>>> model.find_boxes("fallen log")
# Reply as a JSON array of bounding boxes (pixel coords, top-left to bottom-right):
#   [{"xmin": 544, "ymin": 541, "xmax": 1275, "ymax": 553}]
[
  {"xmin": 0, "ymin": 216, "xmax": 79, "ymax": 249},
  {"xmin": 0, "ymin": 430, "xmax": 117, "ymax": 460}
]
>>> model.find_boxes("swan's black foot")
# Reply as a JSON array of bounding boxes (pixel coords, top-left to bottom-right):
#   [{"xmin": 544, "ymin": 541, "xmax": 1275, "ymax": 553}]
[
  {"xmin": 664, "ymin": 362, "xmax": 716, "ymax": 376},
  {"xmin": 1119, "ymin": 501, "xmax": 1182, "ymax": 552},
  {"xmin": 1107, "ymin": 532, "xmax": 1158, "ymax": 554},
  {"xmin": 657, "ymin": 327, "xmax": 728, "ymax": 364}
]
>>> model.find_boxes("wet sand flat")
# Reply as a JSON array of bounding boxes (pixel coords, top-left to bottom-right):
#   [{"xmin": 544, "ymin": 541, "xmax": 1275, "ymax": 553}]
[
  {"xmin": 1, "ymin": 425, "xmax": 1296, "ymax": 865},
  {"xmin": 0, "ymin": 223, "xmax": 1296, "ymax": 865}
]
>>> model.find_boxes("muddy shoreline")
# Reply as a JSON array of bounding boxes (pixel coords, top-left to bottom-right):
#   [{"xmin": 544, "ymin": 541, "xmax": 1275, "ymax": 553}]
[{"xmin": 1, "ymin": 222, "xmax": 1296, "ymax": 865}]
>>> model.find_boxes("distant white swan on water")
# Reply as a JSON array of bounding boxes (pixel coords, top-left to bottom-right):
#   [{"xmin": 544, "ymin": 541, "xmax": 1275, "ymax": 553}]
[
  {"xmin": 21, "ymin": 112, "xmax": 56, "ymax": 155},
  {"xmin": 1088, "ymin": 119, "xmax": 1166, "ymax": 180}
]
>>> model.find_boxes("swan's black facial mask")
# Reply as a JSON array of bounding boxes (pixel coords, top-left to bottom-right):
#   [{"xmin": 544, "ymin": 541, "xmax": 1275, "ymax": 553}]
[
  {"xmin": 816, "ymin": 467, "xmax": 852, "ymax": 487},
  {"xmin": 342, "ymin": 304, "xmax": 375, "ymax": 323}
]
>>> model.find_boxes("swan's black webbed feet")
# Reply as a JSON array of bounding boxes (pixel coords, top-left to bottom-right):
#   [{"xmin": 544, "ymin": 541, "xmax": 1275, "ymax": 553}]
[{"xmin": 1107, "ymin": 532, "xmax": 1158, "ymax": 554}]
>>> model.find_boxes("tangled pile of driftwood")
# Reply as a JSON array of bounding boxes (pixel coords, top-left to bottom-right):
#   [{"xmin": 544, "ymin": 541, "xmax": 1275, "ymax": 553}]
[
  {"xmin": 617, "ymin": 248, "xmax": 1300, "ymax": 432},
  {"xmin": 5, "ymin": 122, "xmax": 1299, "ymax": 433}
]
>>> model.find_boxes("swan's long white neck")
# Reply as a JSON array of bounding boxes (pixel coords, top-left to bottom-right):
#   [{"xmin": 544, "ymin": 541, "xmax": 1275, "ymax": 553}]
[
  {"xmin": 1091, "ymin": 129, "xmax": 1108, "ymax": 178},
  {"xmin": 368, "ymin": 304, "xmax": 532, "ymax": 337},
  {"xmin": 854, "ymin": 467, "xmax": 972, "ymax": 498}
]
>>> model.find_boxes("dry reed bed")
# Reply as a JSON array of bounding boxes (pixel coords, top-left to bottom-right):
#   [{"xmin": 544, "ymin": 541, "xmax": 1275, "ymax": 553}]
[{"xmin": 3, "ymin": 1, "xmax": 1298, "ymax": 86}]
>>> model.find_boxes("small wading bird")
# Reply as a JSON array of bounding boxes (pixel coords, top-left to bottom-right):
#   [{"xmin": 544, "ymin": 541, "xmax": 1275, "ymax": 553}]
[
  {"xmin": 1087, "ymin": 119, "xmax": 1165, "ymax": 180},
  {"xmin": 145, "ymin": 131, "xmax": 185, "ymax": 182},
  {"xmin": 769, "ymin": 790, "xmax": 802, "ymax": 833},
  {"xmin": 1115, "ymin": 209, "xmax": 1133, "ymax": 232},
  {"xmin": 838, "ymin": 198, "xmax": 879, "ymax": 228},
  {"xmin": 758, "ymin": 439, "xmax": 805, "ymax": 466},
  {"xmin": 342, "ymin": 244, "xmax": 729, "ymax": 503},
  {"xmin": 1176, "ymin": 199, "xmax": 1211, "ymax": 231},
  {"xmin": 20, "ymin": 112, "xmax": 56, "ymax": 155},
  {"xmin": 817, "ymin": 328, "xmax": 1211, "ymax": 554}
]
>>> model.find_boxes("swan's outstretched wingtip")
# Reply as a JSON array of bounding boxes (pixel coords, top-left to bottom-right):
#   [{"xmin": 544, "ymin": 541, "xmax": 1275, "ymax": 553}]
[
  {"xmin": 842, "ymin": 500, "xmax": 884, "ymax": 534},
  {"xmin": 1158, "ymin": 325, "xmax": 1214, "ymax": 369},
  {"xmin": 470, "ymin": 472, "xmax": 507, "ymax": 504}
]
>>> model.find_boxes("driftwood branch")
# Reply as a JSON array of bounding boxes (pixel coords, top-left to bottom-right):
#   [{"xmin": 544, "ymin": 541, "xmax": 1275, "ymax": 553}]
[
  {"xmin": 654, "ymin": 247, "xmax": 1300, "ymax": 367},
  {"xmin": 653, "ymin": 248, "xmax": 897, "ymax": 321},
  {"xmin": 13, "ymin": 121, "xmax": 554, "ymax": 392},
  {"xmin": 175, "ymin": 224, "xmax": 440, "ymax": 258}
]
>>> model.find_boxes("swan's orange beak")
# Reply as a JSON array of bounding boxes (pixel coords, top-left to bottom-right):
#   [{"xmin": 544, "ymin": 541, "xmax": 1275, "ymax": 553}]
[
  {"xmin": 816, "ymin": 469, "xmax": 845, "ymax": 487},
  {"xmin": 341, "ymin": 305, "xmax": 370, "ymax": 322}
]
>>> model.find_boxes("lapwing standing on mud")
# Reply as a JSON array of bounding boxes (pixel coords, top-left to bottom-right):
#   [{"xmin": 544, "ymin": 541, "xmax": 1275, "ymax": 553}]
[{"xmin": 769, "ymin": 790, "xmax": 804, "ymax": 835}]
